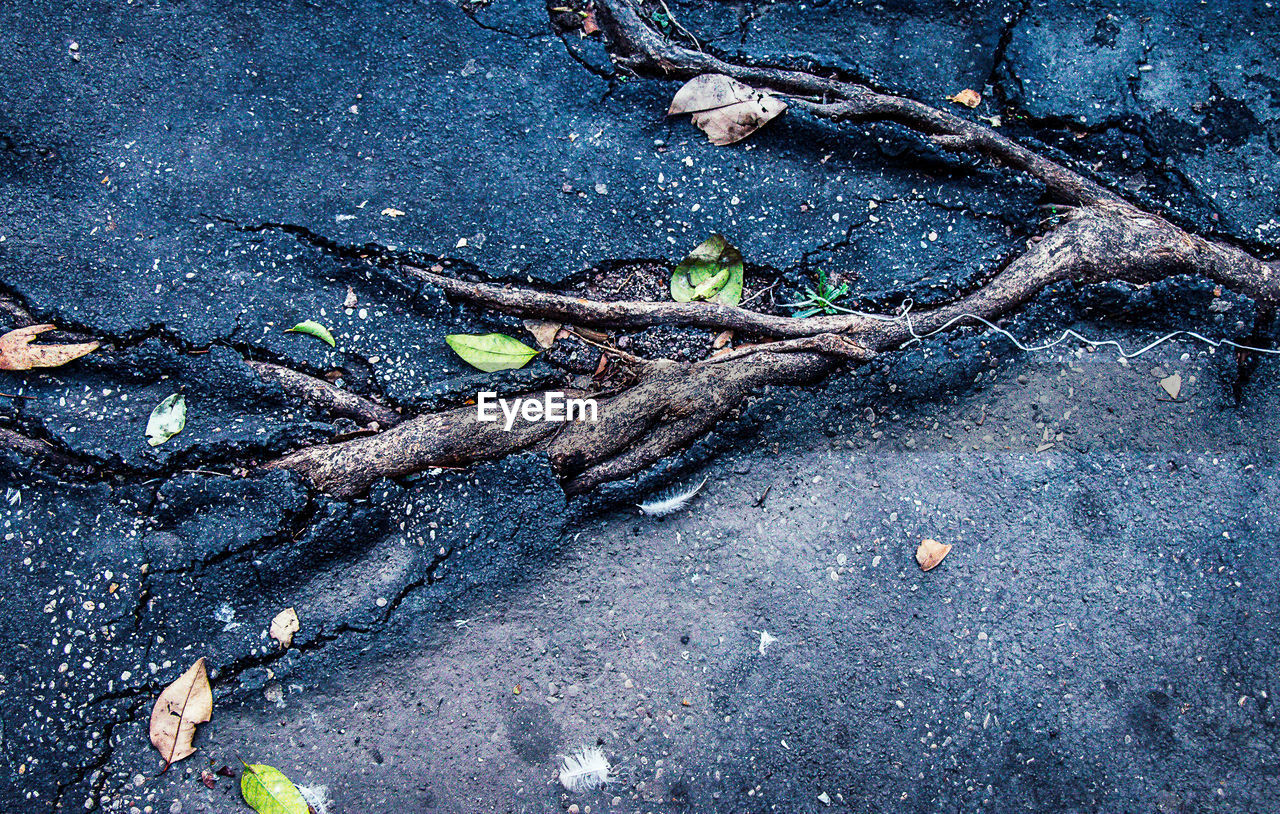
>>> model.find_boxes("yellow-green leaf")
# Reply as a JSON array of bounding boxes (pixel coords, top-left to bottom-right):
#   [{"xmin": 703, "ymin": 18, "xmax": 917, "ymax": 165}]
[
  {"xmin": 146, "ymin": 393, "xmax": 186, "ymax": 447},
  {"xmin": 670, "ymin": 234, "xmax": 743, "ymax": 306},
  {"xmin": 286, "ymin": 320, "xmax": 335, "ymax": 347},
  {"xmin": 446, "ymin": 333, "xmax": 539, "ymax": 372},
  {"xmin": 240, "ymin": 763, "xmax": 309, "ymax": 814}
]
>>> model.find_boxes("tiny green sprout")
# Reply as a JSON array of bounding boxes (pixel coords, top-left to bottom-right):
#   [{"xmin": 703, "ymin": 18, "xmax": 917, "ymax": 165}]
[{"xmin": 781, "ymin": 270, "xmax": 854, "ymax": 318}]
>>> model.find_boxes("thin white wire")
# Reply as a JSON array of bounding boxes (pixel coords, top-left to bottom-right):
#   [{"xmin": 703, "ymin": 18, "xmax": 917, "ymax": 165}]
[{"xmin": 851, "ymin": 299, "xmax": 1280, "ymax": 359}]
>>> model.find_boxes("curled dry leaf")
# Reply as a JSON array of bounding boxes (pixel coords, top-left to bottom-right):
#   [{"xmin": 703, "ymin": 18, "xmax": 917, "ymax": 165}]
[
  {"xmin": 946, "ymin": 88, "xmax": 982, "ymax": 108},
  {"xmin": 149, "ymin": 657, "xmax": 213, "ymax": 769},
  {"xmin": 270, "ymin": 607, "xmax": 300, "ymax": 649},
  {"xmin": 712, "ymin": 329, "xmax": 734, "ymax": 349},
  {"xmin": 522, "ymin": 319, "xmax": 562, "ymax": 349},
  {"xmin": 669, "ymin": 74, "xmax": 787, "ymax": 146},
  {"xmin": 0, "ymin": 324, "xmax": 99, "ymax": 370},
  {"xmin": 915, "ymin": 538, "xmax": 952, "ymax": 572}
]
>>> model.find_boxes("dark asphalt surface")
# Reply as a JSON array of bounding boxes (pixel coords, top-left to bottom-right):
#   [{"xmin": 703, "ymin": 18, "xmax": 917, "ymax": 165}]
[{"xmin": 2, "ymin": 1, "xmax": 1278, "ymax": 812}]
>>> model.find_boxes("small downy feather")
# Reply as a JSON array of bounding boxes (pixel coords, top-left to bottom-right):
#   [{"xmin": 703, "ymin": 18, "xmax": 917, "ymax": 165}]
[
  {"xmin": 558, "ymin": 746, "xmax": 614, "ymax": 793},
  {"xmin": 637, "ymin": 477, "xmax": 708, "ymax": 517}
]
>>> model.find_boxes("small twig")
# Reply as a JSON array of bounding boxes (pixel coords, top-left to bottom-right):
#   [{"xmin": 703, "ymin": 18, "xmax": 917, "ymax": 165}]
[
  {"xmin": 656, "ymin": 0, "xmax": 701, "ymax": 52},
  {"xmin": 739, "ymin": 281, "xmax": 779, "ymax": 307},
  {"xmin": 565, "ymin": 328, "xmax": 650, "ymax": 367}
]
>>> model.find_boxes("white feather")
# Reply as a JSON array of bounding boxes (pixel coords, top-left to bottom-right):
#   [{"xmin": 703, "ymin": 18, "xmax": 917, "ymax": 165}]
[
  {"xmin": 558, "ymin": 746, "xmax": 614, "ymax": 793},
  {"xmin": 637, "ymin": 477, "xmax": 707, "ymax": 517},
  {"xmin": 296, "ymin": 785, "xmax": 332, "ymax": 814}
]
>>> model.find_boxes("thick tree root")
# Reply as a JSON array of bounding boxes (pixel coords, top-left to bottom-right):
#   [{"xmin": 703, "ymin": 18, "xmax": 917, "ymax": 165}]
[{"xmin": 250, "ymin": 1, "xmax": 1277, "ymax": 498}]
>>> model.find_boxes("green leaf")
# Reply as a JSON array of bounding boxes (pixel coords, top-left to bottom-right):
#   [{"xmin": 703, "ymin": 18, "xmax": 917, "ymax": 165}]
[
  {"xmin": 240, "ymin": 763, "xmax": 309, "ymax": 814},
  {"xmin": 446, "ymin": 333, "xmax": 539, "ymax": 372},
  {"xmin": 146, "ymin": 393, "xmax": 186, "ymax": 447},
  {"xmin": 286, "ymin": 320, "xmax": 335, "ymax": 347},
  {"xmin": 690, "ymin": 267, "xmax": 730, "ymax": 301},
  {"xmin": 670, "ymin": 234, "xmax": 743, "ymax": 306}
]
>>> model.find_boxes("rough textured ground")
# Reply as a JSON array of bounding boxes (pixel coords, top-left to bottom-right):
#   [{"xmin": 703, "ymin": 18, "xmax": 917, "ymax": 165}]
[{"xmin": 2, "ymin": 1, "xmax": 1278, "ymax": 812}]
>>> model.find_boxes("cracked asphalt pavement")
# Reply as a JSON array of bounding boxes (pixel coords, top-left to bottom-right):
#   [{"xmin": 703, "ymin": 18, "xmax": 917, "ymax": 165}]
[{"xmin": 2, "ymin": 0, "xmax": 1279, "ymax": 812}]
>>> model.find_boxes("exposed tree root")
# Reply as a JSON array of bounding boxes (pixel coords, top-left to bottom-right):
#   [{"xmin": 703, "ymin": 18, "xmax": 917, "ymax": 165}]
[
  {"xmin": 107, "ymin": 1, "xmax": 1280, "ymax": 497},
  {"xmin": 0, "ymin": 427, "xmax": 100, "ymax": 476},
  {"xmin": 245, "ymin": 360, "xmax": 402, "ymax": 429},
  {"xmin": 254, "ymin": 0, "xmax": 1279, "ymax": 497}
]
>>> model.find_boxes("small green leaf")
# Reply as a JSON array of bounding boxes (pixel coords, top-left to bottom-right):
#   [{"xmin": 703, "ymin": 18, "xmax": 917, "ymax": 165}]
[
  {"xmin": 670, "ymin": 234, "xmax": 743, "ymax": 306},
  {"xmin": 146, "ymin": 393, "xmax": 186, "ymax": 447},
  {"xmin": 446, "ymin": 333, "xmax": 539, "ymax": 372},
  {"xmin": 240, "ymin": 763, "xmax": 309, "ymax": 814},
  {"xmin": 286, "ymin": 320, "xmax": 335, "ymax": 347},
  {"xmin": 690, "ymin": 267, "xmax": 730, "ymax": 301}
]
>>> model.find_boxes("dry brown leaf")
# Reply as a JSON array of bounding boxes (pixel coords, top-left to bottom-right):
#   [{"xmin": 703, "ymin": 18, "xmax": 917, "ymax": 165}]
[
  {"xmin": 915, "ymin": 538, "xmax": 952, "ymax": 572},
  {"xmin": 669, "ymin": 74, "xmax": 787, "ymax": 146},
  {"xmin": 1159, "ymin": 373, "xmax": 1182, "ymax": 400},
  {"xmin": 946, "ymin": 88, "xmax": 982, "ymax": 108},
  {"xmin": 269, "ymin": 607, "xmax": 300, "ymax": 649},
  {"xmin": 582, "ymin": 8, "xmax": 599, "ymax": 34},
  {"xmin": 712, "ymin": 329, "xmax": 734, "ymax": 349},
  {"xmin": 149, "ymin": 657, "xmax": 212, "ymax": 769},
  {"xmin": 522, "ymin": 319, "xmax": 562, "ymax": 349},
  {"xmin": 593, "ymin": 353, "xmax": 609, "ymax": 376},
  {"xmin": 0, "ymin": 324, "xmax": 99, "ymax": 371}
]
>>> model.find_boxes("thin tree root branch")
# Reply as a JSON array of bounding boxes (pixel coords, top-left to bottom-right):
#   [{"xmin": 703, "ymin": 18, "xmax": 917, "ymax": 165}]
[{"xmin": 245, "ymin": 360, "xmax": 402, "ymax": 428}]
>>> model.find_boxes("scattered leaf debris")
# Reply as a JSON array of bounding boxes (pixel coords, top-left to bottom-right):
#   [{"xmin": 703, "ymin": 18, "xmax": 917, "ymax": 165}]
[
  {"xmin": 670, "ymin": 234, "xmax": 744, "ymax": 306},
  {"xmin": 286, "ymin": 320, "xmax": 336, "ymax": 347},
  {"xmin": 668, "ymin": 74, "xmax": 787, "ymax": 145},
  {"xmin": 1159, "ymin": 373, "xmax": 1182, "ymax": 400},
  {"xmin": 0, "ymin": 324, "xmax": 99, "ymax": 370},
  {"xmin": 915, "ymin": 538, "xmax": 952, "ymax": 571},
  {"xmin": 946, "ymin": 88, "xmax": 982, "ymax": 108},
  {"xmin": 241, "ymin": 762, "xmax": 311, "ymax": 814},
  {"xmin": 446, "ymin": 333, "xmax": 539, "ymax": 372},
  {"xmin": 149, "ymin": 657, "xmax": 212, "ymax": 769},
  {"xmin": 270, "ymin": 607, "xmax": 300, "ymax": 649},
  {"xmin": 522, "ymin": 319, "xmax": 562, "ymax": 349},
  {"xmin": 146, "ymin": 393, "xmax": 187, "ymax": 447}
]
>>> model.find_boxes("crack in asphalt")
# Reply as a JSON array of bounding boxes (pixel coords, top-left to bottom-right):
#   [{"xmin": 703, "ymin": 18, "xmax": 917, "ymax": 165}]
[
  {"xmin": 985, "ymin": 0, "xmax": 1032, "ymax": 113},
  {"xmin": 458, "ymin": 5, "xmax": 554, "ymax": 42}
]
